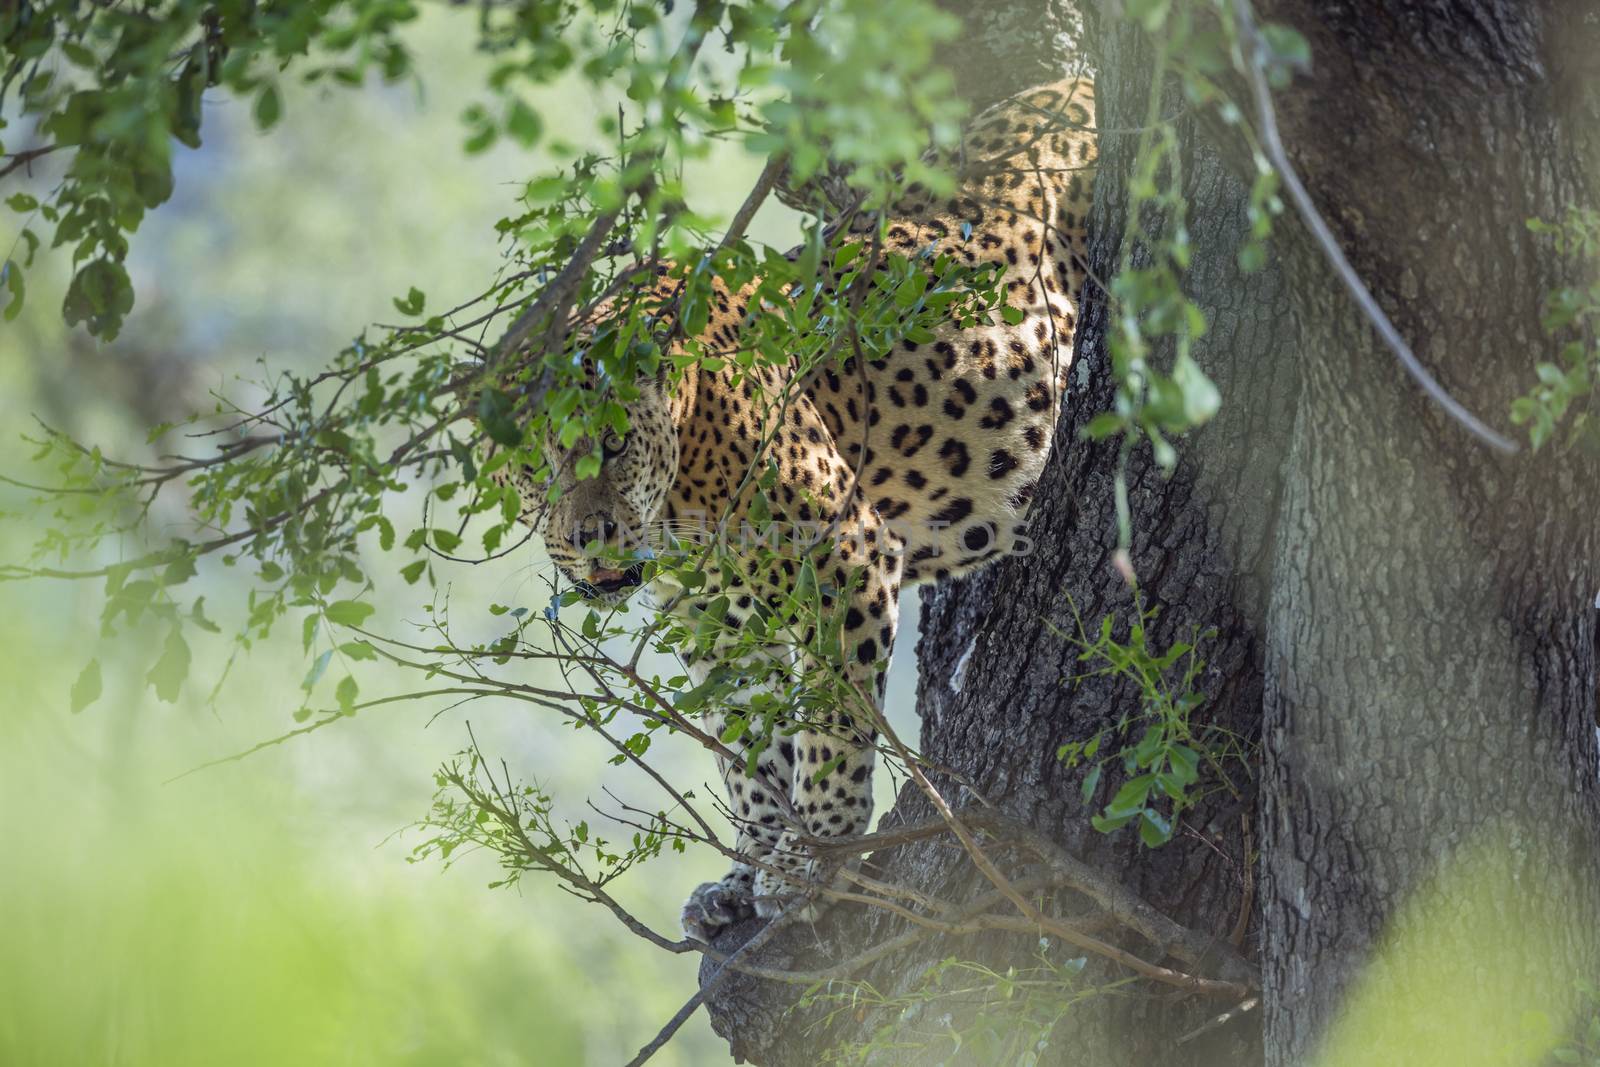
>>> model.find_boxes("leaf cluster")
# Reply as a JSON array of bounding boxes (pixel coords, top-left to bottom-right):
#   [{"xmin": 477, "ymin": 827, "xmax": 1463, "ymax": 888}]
[
  {"xmin": 1513, "ymin": 208, "xmax": 1600, "ymax": 450},
  {"xmin": 1051, "ymin": 594, "xmax": 1246, "ymax": 848}
]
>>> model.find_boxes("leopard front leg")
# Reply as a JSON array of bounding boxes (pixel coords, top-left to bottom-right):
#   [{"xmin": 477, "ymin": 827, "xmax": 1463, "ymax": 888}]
[
  {"xmin": 680, "ymin": 657, "xmax": 799, "ymax": 943},
  {"xmin": 754, "ymin": 548, "xmax": 902, "ymax": 919}
]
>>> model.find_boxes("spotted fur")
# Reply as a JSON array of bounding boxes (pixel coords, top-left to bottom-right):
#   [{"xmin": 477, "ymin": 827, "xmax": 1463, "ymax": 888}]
[{"xmin": 499, "ymin": 79, "xmax": 1096, "ymax": 940}]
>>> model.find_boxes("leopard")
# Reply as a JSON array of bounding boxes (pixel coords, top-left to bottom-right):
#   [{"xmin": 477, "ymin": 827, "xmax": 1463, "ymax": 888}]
[{"xmin": 492, "ymin": 77, "xmax": 1097, "ymax": 943}]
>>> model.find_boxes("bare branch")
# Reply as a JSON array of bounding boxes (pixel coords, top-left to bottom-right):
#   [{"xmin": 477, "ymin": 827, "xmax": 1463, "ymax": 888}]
[
  {"xmin": 713, "ymin": 153, "xmax": 788, "ymax": 259},
  {"xmin": 0, "ymin": 143, "xmax": 65, "ymax": 180},
  {"xmin": 1175, "ymin": 994, "xmax": 1260, "ymax": 1046}
]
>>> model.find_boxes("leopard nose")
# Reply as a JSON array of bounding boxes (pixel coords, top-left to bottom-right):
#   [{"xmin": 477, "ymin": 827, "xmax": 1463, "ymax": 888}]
[{"xmin": 570, "ymin": 512, "xmax": 618, "ymax": 551}]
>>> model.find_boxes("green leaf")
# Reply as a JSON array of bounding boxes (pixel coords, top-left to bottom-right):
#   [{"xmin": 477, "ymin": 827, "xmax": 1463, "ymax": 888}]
[
  {"xmin": 1261, "ymin": 24, "xmax": 1312, "ymax": 70},
  {"xmin": 1531, "ymin": 413, "xmax": 1554, "ymax": 450},
  {"xmin": 400, "ymin": 559, "xmax": 427, "ymax": 584},
  {"xmin": 254, "ymin": 84, "xmax": 282, "ymax": 130},
  {"xmin": 190, "ymin": 597, "xmax": 222, "ymax": 633},
  {"xmin": 1171, "ymin": 353, "xmax": 1221, "ymax": 427},
  {"xmin": 462, "ymin": 113, "xmax": 497, "ymax": 154},
  {"xmin": 1090, "ymin": 810, "xmax": 1139, "ymax": 833},
  {"xmin": 1168, "ymin": 743, "xmax": 1200, "ymax": 785},
  {"xmin": 2, "ymin": 259, "xmax": 23, "ymax": 322},
  {"xmin": 339, "ymin": 640, "xmax": 378, "ymax": 660},
  {"xmin": 303, "ymin": 648, "xmax": 333, "ymax": 690},
  {"xmin": 506, "ymin": 98, "xmax": 542, "ymax": 146},
  {"xmin": 1082, "ymin": 411, "xmax": 1124, "ymax": 439},
  {"xmin": 336, "ymin": 675, "xmax": 359, "ymax": 714},
  {"xmin": 1106, "ymin": 773, "xmax": 1155, "ymax": 818},
  {"xmin": 371, "ymin": 515, "xmax": 396, "ymax": 551},
  {"xmin": 71, "ymin": 658, "xmax": 103, "ymax": 713},
  {"xmin": 147, "ymin": 627, "xmax": 191, "ymax": 703},
  {"xmin": 1079, "ymin": 764, "xmax": 1102, "ymax": 803},
  {"xmin": 1138, "ymin": 809, "xmax": 1173, "ymax": 847},
  {"xmin": 796, "ymin": 223, "xmax": 822, "ymax": 283},
  {"xmin": 1535, "ymin": 362, "xmax": 1566, "ymax": 387},
  {"xmin": 477, "ymin": 388, "xmax": 524, "ymax": 447},
  {"xmin": 392, "ymin": 286, "xmax": 425, "ymax": 316},
  {"xmin": 63, "ymin": 259, "xmax": 134, "ymax": 337},
  {"xmin": 324, "ymin": 599, "xmax": 375, "ymax": 627}
]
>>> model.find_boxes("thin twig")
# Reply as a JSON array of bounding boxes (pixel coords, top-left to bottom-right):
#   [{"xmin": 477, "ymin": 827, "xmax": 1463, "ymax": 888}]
[
  {"xmin": 1175, "ymin": 995, "xmax": 1259, "ymax": 1046},
  {"xmin": 1230, "ymin": 813, "xmax": 1254, "ymax": 947},
  {"xmin": 162, "ymin": 688, "xmax": 496, "ymax": 784},
  {"xmin": 0, "ymin": 143, "xmax": 65, "ymax": 180}
]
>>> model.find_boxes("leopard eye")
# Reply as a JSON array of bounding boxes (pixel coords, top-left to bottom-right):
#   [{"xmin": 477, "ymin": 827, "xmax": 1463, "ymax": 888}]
[{"xmin": 602, "ymin": 429, "xmax": 627, "ymax": 459}]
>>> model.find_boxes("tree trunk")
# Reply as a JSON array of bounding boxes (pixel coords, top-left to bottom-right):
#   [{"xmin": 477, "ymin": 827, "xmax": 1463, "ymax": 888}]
[
  {"xmin": 1253, "ymin": 3, "xmax": 1600, "ymax": 1062},
  {"xmin": 700, "ymin": 3, "xmax": 1600, "ymax": 1064}
]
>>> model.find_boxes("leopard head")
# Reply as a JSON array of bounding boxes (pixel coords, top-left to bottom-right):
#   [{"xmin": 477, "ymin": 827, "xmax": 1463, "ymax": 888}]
[{"xmin": 489, "ymin": 367, "xmax": 689, "ymax": 601}]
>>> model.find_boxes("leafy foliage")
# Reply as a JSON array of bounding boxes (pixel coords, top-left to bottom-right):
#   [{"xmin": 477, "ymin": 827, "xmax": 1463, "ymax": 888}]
[
  {"xmin": 2, "ymin": 0, "xmax": 423, "ymax": 338},
  {"xmin": 1052, "ymin": 594, "xmax": 1247, "ymax": 847},
  {"xmin": 413, "ymin": 740, "xmax": 683, "ymax": 891},
  {"xmin": 1514, "ymin": 208, "xmax": 1600, "ymax": 450}
]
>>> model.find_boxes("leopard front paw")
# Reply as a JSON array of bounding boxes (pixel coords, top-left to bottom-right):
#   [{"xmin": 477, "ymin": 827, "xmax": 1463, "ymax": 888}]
[
  {"xmin": 752, "ymin": 834, "xmax": 836, "ymax": 922},
  {"xmin": 681, "ymin": 879, "xmax": 755, "ymax": 943}
]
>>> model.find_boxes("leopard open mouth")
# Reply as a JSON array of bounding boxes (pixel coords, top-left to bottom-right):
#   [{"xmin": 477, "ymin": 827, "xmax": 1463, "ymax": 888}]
[{"xmin": 574, "ymin": 562, "xmax": 646, "ymax": 599}]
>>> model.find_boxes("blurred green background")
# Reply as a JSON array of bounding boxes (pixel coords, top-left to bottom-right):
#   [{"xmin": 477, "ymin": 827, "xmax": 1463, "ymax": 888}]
[{"xmin": 0, "ymin": 11, "xmax": 924, "ymax": 1065}]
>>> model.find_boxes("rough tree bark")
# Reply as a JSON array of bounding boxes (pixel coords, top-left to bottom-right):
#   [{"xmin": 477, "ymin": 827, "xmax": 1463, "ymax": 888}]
[
  {"xmin": 1253, "ymin": 3, "xmax": 1600, "ymax": 1063},
  {"xmin": 700, "ymin": 2, "xmax": 1600, "ymax": 1064}
]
